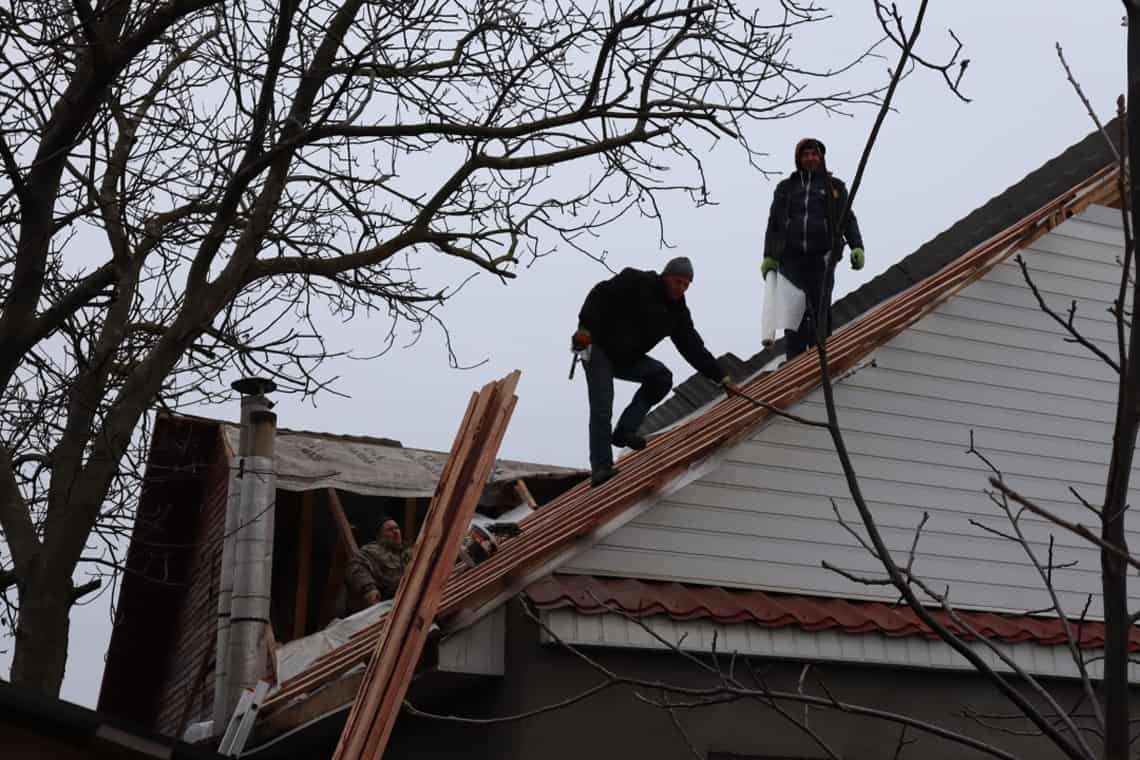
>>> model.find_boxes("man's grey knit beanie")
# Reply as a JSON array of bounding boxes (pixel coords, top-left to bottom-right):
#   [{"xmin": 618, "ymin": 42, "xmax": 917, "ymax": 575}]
[{"xmin": 662, "ymin": 256, "xmax": 694, "ymax": 281}]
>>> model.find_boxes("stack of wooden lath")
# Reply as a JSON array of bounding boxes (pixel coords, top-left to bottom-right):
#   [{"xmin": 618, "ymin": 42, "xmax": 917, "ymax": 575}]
[{"xmin": 330, "ymin": 371, "xmax": 520, "ymax": 760}]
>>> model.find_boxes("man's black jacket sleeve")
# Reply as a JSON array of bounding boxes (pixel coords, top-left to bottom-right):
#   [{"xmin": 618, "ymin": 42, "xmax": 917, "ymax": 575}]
[
  {"xmin": 763, "ymin": 181, "xmax": 789, "ymax": 261},
  {"xmin": 834, "ymin": 179, "xmax": 863, "ymax": 250},
  {"xmin": 671, "ymin": 307, "xmax": 723, "ymax": 381}
]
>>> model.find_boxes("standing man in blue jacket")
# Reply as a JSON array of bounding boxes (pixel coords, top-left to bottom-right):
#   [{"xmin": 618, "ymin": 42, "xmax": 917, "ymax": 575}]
[
  {"xmin": 572, "ymin": 257, "xmax": 737, "ymax": 487},
  {"xmin": 762, "ymin": 138, "xmax": 866, "ymax": 360}
]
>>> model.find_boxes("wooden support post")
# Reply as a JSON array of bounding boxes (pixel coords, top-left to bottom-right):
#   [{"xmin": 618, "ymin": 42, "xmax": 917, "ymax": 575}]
[
  {"xmin": 403, "ymin": 497, "xmax": 418, "ymax": 542},
  {"xmin": 513, "ymin": 479, "xmax": 537, "ymax": 509},
  {"xmin": 326, "ymin": 487, "xmax": 359, "ymax": 555},
  {"xmin": 293, "ymin": 491, "xmax": 314, "ymax": 640},
  {"xmin": 318, "ymin": 541, "xmax": 347, "ymax": 631},
  {"xmin": 264, "ymin": 619, "xmax": 279, "ymax": 684}
]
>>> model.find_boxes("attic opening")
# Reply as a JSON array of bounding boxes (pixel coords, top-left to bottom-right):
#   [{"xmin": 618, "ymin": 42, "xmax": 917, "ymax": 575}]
[
  {"xmin": 268, "ymin": 489, "xmax": 428, "ymax": 644},
  {"xmin": 268, "ymin": 476, "xmax": 563, "ymax": 646}
]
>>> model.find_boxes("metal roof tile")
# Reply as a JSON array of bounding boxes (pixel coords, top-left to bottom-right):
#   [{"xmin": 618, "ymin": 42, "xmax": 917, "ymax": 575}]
[{"xmin": 528, "ymin": 574, "xmax": 1140, "ymax": 650}]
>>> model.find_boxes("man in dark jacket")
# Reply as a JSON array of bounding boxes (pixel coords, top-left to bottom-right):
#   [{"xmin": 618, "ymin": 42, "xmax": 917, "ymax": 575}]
[
  {"xmin": 762, "ymin": 138, "xmax": 866, "ymax": 360},
  {"xmin": 572, "ymin": 257, "xmax": 736, "ymax": 487}
]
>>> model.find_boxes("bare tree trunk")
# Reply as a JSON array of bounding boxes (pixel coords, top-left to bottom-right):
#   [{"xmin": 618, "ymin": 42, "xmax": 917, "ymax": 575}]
[
  {"xmin": 9, "ymin": 562, "xmax": 72, "ymax": 694},
  {"xmin": 1101, "ymin": 6, "xmax": 1140, "ymax": 758},
  {"xmin": 0, "ymin": 0, "xmax": 891, "ymax": 698}
]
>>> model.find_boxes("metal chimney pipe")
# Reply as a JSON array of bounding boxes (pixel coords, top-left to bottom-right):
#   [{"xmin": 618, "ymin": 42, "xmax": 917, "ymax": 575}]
[
  {"xmin": 214, "ymin": 378, "xmax": 276, "ymax": 733},
  {"xmin": 223, "ymin": 407, "xmax": 277, "ymax": 720}
]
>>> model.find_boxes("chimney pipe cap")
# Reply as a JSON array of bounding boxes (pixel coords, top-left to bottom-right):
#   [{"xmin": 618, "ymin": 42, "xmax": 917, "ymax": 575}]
[{"xmin": 231, "ymin": 377, "xmax": 277, "ymax": 396}]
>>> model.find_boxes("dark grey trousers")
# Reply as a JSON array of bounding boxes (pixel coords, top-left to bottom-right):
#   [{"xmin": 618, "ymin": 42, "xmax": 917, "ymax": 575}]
[
  {"xmin": 584, "ymin": 345, "xmax": 672, "ymax": 472},
  {"xmin": 783, "ymin": 254, "xmax": 833, "ymax": 360}
]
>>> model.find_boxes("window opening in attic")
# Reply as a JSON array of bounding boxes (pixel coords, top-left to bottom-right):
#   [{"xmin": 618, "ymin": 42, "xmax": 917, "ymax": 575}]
[
  {"xmin": 264, "ymin": 471, "xmax": 565, "ymax": 655},
  {"xmin": 269, "ymin": 489, "xmax": 428, "ymax": 644}
]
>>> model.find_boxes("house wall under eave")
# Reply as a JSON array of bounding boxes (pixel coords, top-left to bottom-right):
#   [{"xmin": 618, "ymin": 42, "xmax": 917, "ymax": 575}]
[
  {"xmin": 565, "ymin": 205, "xmax": 1140, "ymax": 618},
  {"xmin": 381, "ymin": 601, "xmax": 1128, "ymax": 760}
]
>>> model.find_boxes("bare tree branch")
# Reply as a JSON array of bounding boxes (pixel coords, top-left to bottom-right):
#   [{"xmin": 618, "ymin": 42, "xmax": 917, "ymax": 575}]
[
  {"xmin": 1056, "ymin": 42, "xmax": 1120, "ymax": 162},
  {"xmin": 1016, "ymin": 255, "xmax": 1119, "ymax": 373}
]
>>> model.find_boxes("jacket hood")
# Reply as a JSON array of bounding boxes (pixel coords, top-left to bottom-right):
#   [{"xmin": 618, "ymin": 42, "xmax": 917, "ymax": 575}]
[{"xmin": 794, "ymin": 137, "xmax": 826, "ymax": 171}]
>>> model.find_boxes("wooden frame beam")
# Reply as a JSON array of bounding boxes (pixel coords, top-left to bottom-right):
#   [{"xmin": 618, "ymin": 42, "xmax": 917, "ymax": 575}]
[
  {"xmin": 293, "ymin": 490, "xmax": 314, "ymax": 640},
  {"xmin": 513, "ymin": 479, "xmax": 537, "ymax": 509},
  {"xmin": 326, "ymin": 487, "xmax": 359, "ymax": 555},
  {"xmin": 403, "ymin": 497, "xmax": 418, "ymax": 542}
]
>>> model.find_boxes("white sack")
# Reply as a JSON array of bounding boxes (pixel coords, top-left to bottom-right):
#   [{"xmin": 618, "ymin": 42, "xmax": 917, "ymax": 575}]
[{"xmin": 760, "ymin": 271, "xmax": 806, "ymax": 347}]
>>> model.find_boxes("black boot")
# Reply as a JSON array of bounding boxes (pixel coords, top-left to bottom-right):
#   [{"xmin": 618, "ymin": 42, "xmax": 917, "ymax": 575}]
[
  {"xmin": 611, "ymin": 431, "xmax": 647, "ymax": 450},
  {"xmin": 590, "ymin": 465, "xmax": 619, "ymax": 487}
]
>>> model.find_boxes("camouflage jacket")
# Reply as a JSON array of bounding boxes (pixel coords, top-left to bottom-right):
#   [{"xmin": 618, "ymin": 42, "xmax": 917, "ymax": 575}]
[{"xmin": 345, "ymin": 541, "xmax": 413, "ymax": 600}]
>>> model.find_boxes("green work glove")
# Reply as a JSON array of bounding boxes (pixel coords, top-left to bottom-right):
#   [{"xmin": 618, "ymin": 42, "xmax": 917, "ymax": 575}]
[
  {"xmin": 850, "ymin": 247, "xmax": 865, "ymax": 271},
  {"xmin": 761, "ymin": 256, "xmax": 778, "ymax": 278}
]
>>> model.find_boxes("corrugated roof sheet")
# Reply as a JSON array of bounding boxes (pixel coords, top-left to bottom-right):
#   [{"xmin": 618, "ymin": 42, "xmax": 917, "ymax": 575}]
[
  {"xmin": 528, "ymin": 574, "xmax": 1140, "ymax": 650},
  {"xmin": 260, "ymin": 127, "xmax": 1122, "ymax": 721},
  {"xmin": 643, "ymin": 118, "xmax": 1124, "ymax": 435}
]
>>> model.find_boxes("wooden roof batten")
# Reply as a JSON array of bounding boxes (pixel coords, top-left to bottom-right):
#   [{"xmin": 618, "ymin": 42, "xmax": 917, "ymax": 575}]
[{"xmin": 258, "ymin": 162, "xmax": 1121, "ymax": 726}]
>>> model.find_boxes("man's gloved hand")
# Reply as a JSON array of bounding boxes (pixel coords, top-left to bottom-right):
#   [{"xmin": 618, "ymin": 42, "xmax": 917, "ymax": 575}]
[
  {"xmin": 571, "ymin": 327, "xmax": 592, "ymax": 351},
  {"xmin": 761, "ymin": 256, "xmax": 778, "ymax": 278},
  {"xmin": 850, "ymin": 247, "xmax": 865, "ymax": 271}
]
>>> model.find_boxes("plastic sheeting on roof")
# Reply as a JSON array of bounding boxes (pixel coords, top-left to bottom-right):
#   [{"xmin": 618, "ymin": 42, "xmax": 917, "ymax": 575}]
[
  {"xmin": 275, "ymin": 600, "xmax": 397, "ymax": 685},
  {"xmin": 221, "ymin": 424, "xmax": 579, "ymax": 499}
]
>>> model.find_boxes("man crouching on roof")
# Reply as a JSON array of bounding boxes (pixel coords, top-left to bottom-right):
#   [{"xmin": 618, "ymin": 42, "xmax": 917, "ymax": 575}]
[
  {"xmin": 572, "ymin": 257, "xmax": 740, "ymax": 488},
  {"xmin": 346, "ymin": 519, "xmax": 414, "ymax": 607}
]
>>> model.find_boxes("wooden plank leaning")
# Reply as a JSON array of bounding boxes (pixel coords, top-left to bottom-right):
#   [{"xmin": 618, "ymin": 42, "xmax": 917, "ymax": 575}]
[{"xmin": 331, "ymin": 370, "xmax": 521, "ymax": 760}]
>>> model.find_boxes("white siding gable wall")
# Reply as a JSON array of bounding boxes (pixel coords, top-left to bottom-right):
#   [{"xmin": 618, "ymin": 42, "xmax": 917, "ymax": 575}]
[{"xmin": 565, "ymin": 205, "xmax": 1140, "ymax": 618}]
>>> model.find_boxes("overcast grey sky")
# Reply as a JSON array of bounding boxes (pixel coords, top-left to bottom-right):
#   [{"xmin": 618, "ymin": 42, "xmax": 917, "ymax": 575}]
[{"xmin": 11, "ymin": 2, "xmax": 1127, "ymax": 709}]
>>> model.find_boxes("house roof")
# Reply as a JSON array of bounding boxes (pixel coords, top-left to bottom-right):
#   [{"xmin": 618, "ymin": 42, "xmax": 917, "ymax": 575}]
[
  {"xmin": 259, "ymin": 124, "xmax": 1123, "ymax": 723},
  {"xmin": 528, "ymin": 574, "xmax": 1140, "ymax": 651},
  {"xmin": 2, "ymin": 680, "xmax": 228, "ymax": 759},
  {"xmin": 643, "ymin": 119, "xmax": 1124, "ymax": 434}
]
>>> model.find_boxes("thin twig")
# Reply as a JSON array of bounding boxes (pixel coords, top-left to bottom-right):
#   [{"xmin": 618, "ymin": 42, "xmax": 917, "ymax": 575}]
[
  {"xmin": 1056, "ymin": 43, "xmax": 1120, "ymax": 162},
  {"xmin": 1016, "ymin": 255, "xmax": 1119, "ymax": 373},
  {"xmin": 991, "ymin": 478, "xmax": 1140, "ymax": 574}
]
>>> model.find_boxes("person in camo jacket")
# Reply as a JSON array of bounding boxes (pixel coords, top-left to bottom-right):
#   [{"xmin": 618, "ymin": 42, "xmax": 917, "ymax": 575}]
[{"xmin": 346, "ymin": 518, "xmax": 413, "ymax": 606}]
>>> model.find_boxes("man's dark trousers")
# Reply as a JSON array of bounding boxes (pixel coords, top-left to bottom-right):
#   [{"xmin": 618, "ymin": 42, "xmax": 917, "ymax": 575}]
[
  {"xmin": 783, "ymin": 254, "xmax": 834, "ymax": 360},
  {"xmin": 583, "ymin": 345, "xmax": 673, "ymax": 472}
]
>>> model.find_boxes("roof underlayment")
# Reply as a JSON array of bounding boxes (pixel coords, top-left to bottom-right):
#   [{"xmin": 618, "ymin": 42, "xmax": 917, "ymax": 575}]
[{"xmin": 218, "ymin": 421, "xmax": 580, "ymax": 498}]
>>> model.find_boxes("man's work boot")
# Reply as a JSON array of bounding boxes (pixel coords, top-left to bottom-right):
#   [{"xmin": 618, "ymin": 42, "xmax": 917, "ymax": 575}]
[
  {"xmin": 611, "ymin": 431, "xmax": 647, "ymax": 450},
  {"xmin": 590, "ymin": 465, "xmax": 619, "ymax": 488}
]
